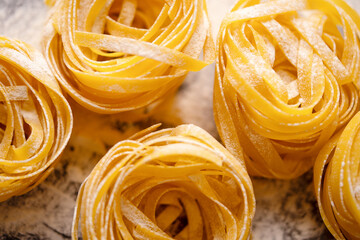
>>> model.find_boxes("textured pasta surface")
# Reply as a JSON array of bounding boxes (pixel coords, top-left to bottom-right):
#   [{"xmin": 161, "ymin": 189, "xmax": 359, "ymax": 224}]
[
  {"xmin": 0, "ymin": 36, "xmax": 73, "ymax": 202},
  {"xmin": 314, "ymin": 111, "xmax": 360, "ymax": 239},
  {"xmin": 72, "ymin": 124, "xmax": 255, "ymax": 240},
  {"xmin": 43, "ymin": 0, "xmax": 214, "ymax": 114},
  {"xmin": 214, "ymin": 0, "xmax": 360, "ymax": 179}
]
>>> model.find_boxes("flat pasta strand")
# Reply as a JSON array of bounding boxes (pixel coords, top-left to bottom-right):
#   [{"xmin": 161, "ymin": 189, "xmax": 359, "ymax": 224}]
[
  {"xmin": 72, "ymin": 124, "xmax": 255, "ymax": 240},
  {"xmin": 0, "ymin": 36, "xmax": 73, "ymax": 202},
  {"xmin": 214, "ymin": 0, "xmax": 360, "ymax": 179},
  {"xmin": 43, "ymin": 0, "xmax": 215, "ymax": 113},
  {"xmin": 314, "ymin": 111, "xmax": 360, "ymax": 239}
]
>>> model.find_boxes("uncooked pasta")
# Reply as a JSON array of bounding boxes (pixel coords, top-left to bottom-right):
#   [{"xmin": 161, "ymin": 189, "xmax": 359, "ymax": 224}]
[
  {"xmin": 214, "ymin": 0, "xmax": 360, "ymax": 179},
  {"xmin": 43, "ymin": 0, "xmax": 215, "ymax": 113},
  {"xmin": 314, "ymin": 111, "xmax": 360, "ymax": 239},
  {"xmin": 72, "ymin": 124, "xmax": 255, "ymax": 239},
  {"xmin": 0, "ymin": 36, "xmax": 73, "ymax": 201}
]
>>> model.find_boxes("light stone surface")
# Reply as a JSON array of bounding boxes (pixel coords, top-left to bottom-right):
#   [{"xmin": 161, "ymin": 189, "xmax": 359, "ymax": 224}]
[{"xmin": 0, "ymin": 0, "xmax": 359, "ymax": 239}]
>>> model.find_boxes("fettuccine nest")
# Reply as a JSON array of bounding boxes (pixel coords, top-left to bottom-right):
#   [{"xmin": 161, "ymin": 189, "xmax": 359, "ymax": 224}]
[
  {"xmin": 0, "ymin": 37, "xmax": 73, "ymax": 202},
  {"xmin": 214, "ymin": 0, "xmax": 360, "ymax": 179},
  {"xmin": 43, "ymin": 0, "xmax": 214, "ymax": 113},
  {"xmin": 72, "ymin": 124, "xmax": 255, "ymax": 240},
  {"xmin": 314, "ymin": 111, "xmax": 360, "ymax": 240}
]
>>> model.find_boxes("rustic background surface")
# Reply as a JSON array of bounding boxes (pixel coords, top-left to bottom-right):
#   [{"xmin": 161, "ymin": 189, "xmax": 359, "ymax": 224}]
[{"xmin": 0, "ymin": 0, "xmax": 359, "ymax": 239}]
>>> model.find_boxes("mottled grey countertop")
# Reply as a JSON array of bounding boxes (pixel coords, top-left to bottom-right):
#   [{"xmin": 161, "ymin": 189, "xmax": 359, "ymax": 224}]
[{"xmin": 0, "ymin": 0, "xmax": 359, "ymax": 239}]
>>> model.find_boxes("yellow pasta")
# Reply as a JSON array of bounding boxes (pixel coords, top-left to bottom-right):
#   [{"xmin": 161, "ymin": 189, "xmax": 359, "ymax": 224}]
[
  {"xmin": 314, "ymin": 111, "xmax": 360, "ymax": 239},
  {"xmin": 0, "ymin": 37, "xmax": 73, "ymax": 202},
  {"xmin": 72, "ymin": 124, "xmax": 255, "ymax": 240},
  {"xmin": 43, "ymin": 0, "xmax": 214, "ymax": 114},
  {"xmin": 214, "ymin": 0, "xmax": 360, "ymax": 179}
]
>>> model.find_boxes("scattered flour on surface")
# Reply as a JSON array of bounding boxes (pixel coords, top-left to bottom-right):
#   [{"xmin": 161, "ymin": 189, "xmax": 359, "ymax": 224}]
[
  {"xmin": 0, "ymin": 0, "xmax": 47, "ymax": 49},
  {"xmin": 0, "ymin": 0, "xmax": 360, "ymax": 239}
]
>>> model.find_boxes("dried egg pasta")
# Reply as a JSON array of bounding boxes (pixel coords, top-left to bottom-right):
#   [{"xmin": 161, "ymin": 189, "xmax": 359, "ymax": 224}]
[
  {"xmin": 0, "ymin": 36, "xmax": 73, "ymax": 202},
  {"xmin": 43, "ymin": 0, "xmax": 214, "ymax": 113},
  {"xmin": 314, "ymin": 111, "xmax": 360, "ymax": 239},
  {"xmin": 72, "ymin": 124, "xmax": 255, "ymax": 240},
  {"xmin": 214, "ymin": 0, "xmax": 360, "ymax": 179}
]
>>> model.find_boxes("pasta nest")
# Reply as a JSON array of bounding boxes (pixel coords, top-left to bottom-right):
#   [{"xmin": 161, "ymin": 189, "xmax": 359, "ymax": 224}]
[
  {"xmin": 214, "ymin": 0, "xmax": 360, "ymax": 179},
  {"xmin": 314, "ymin": 111, "xmax": 360, "ymax": 240},
  {"xmin": 0, "ymin": 37, "xmax": 73, "ymax": 202},
  {"xmin": 72, "ymin": 124, "xmax": 255, "ymax": 240},
  {"xmin": 43, "ymin": 0, "xmax": 214, "ymax": 114}
]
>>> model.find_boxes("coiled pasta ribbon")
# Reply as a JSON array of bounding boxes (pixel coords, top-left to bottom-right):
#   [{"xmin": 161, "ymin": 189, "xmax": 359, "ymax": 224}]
[
  {"xmin": 314, "ymin": 111, "xmax": 360, "ymax": 239},
  {"xmin": 0, "ymin": 37, "xmax": 73, "ymax": 202},
  {"xmin": 43, "ymin": 0, "xmax": 214, "ymax": 114},
  {"xmin": 214, "ymin": 0, "xmax": 360, "ymax": 179},
  {"xmin": 72, "ymin": 124, "xmax": 255, "ymax": 240}
]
